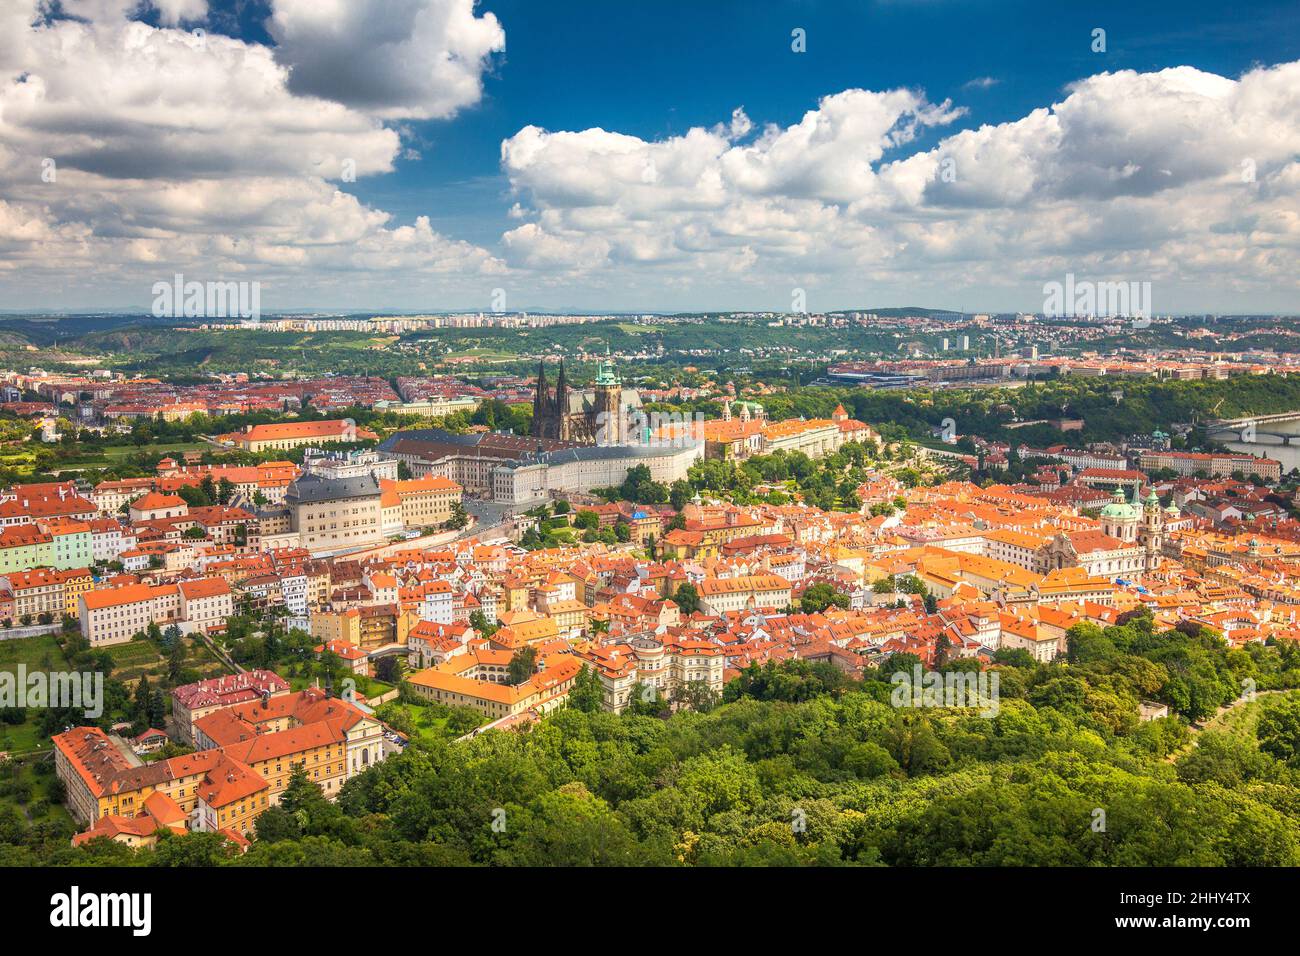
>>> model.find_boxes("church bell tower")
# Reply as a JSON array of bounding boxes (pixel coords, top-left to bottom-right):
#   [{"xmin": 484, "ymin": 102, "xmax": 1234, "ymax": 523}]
[{"xmin": 593, "ymin": 352, "xmax": 623, "ymax": 445}]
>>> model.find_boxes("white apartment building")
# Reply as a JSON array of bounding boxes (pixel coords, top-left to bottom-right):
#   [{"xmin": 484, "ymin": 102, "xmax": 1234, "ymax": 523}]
[
  {"xmin": 178, "ymin": 578, "xmax": 235, "ymax": 633},
  {"xmin": 982, "ymin": 528, "xmax": 1051, "ymax": 573},
  {"xmin": 280, "ymin": 572, "xmax": 309, "ymax": 617},
  {"xmin": 90, "ymin": 519, "xmax": 135, "ymax": 563},
  {"xmin": 417, "ymin": 580, "xmax": 455, "ymax": 625},
  {"xmin": 697, "ymin": 573, "xmax": 793, "ymax": 615},
  {"xmin": 79, "ymin": 577, "xmax": 233, "ymax": 646}
]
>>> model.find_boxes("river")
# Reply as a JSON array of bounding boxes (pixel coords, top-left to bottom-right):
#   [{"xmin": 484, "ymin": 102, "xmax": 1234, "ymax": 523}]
[{"xmin": 1211, "ymin": 417, "xmax": 1300, "ymax": 475}]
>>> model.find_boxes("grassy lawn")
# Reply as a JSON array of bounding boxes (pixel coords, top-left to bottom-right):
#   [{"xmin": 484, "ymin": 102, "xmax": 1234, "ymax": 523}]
[
  {"xmin": 0, "ymin": 634, "xmax": 73, "ymax": 756},
  {"xmin": 56, "ymin": 441, "xmax": 207, "ymax": 469},
  {"xmin": 389, "ymin": 701, "xmax": 446, "ymax": 728},
  {"xmin": 1170, "ymin": 688, "xmax": 1300, "ymax": 765},
  {"xmin": 102, "ymin": 634, "xmax": 225, "ymax": 684},
  {"xmin": 0, "ymin": 633, "xmax": 72, "ymax": 674},
  {"xmin": 285, "ymin": 671, "xmax": 395, "ymax": 702},
  {"xmin": 0, "ymin": 718, "xmax": 51, "ymax": 754},
  {"xmin": 378, "ymin": 701, "xmax": 456, "ymax": 741},
  {"xmin": 0, "ymin": 754, "xmax": 72, "ymax": 827},
  {"xmin": 0, "ymin": 631, "xmax": 229, "ymax": 756},
  {"xmin": 0, "ymin": 439, "xmax": 207, "ymax": 478},
  {"xmin": 104, "ymin": 640, "xmax": 164, "ymax": 668},
  {"xmin": 1212, "ymin": 688, "xmax": 1300, "ymax": 740},
  {"xmin": 443, "ymin": 348, "xmax": 516, "ymax": 361},
  {"xmin": 185, "ymin": 641, "xmax": 226, "ymax": 673},
  {"xmin": 1213, "ymin": 698, "xmax": 1266, "ymax": 739},
  {"xmin": 0, "ymin": 449, "xmax": 36, "ymax": 471}
]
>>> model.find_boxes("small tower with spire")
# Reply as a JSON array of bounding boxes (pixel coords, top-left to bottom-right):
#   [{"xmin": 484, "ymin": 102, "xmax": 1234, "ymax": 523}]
[
  {"xmin": 532, "ymin": 360, "xmax": 547, "ymax": 425},
  {"xmin": 1140, "ymin": 486, "xmax": 1164, "ymax": 570},
  {"xmin": 555, "ymin": 359, "xmax": 569, "ymax": 423},
  {"xmin": 593, "ymin": 347, "xmax": 623, "ymax": 445}
]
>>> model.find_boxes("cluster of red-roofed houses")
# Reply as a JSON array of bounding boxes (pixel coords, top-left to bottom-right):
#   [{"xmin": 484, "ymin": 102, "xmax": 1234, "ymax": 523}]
[
  {"xmin": 55, "ymin": 674, "xmax": 388, "ymax": 850},
  {"xmin": 29, "ymin": 426, "xmax": 1300, "ymax": 850}
]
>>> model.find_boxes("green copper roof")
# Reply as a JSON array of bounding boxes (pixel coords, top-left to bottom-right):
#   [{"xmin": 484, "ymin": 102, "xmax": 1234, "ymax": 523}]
[
  {"xmin": 1099, "ymin": 487, "xmax": 1138, "ymax": 519},
  {"xmin": 594, "ymin": 355, "xmax": 620, "ymax": 386}
]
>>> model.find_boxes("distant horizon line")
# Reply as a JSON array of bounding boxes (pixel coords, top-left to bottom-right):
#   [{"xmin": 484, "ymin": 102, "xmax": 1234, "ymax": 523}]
[{"xmin": 0, "ymin": 308, "xmax": 1288, "ymax": 321}]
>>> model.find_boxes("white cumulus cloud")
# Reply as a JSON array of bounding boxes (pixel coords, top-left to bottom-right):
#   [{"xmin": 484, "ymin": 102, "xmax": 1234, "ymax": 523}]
[
  {"xmin": 266, "ymin": 0, "xmax": 505, "ymax": 120},
  {"xmin": 0, "ymin": 0, "xmax": 504, "ymax": 306},
  {"xmin": 499, "ymin": 64, "xmax": 1300, "ymax": 311}
]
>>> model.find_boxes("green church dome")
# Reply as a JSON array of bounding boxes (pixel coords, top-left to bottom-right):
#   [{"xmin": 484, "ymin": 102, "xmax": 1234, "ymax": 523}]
[{"xmin": 1099, "ymin": 487, "xmax": 1137, "ymax": 519}]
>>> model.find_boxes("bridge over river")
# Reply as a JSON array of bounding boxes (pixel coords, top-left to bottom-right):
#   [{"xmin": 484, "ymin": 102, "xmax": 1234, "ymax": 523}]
[{"xmin": 1207, "ymin": 411, "xmax": 1300, "ymax": 471}]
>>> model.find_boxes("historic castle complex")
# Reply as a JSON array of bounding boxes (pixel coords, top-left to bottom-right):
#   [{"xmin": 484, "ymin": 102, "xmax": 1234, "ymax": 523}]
[{"xmin": 530, "ymin": 358, "xmax": 640, "ymax": 445}]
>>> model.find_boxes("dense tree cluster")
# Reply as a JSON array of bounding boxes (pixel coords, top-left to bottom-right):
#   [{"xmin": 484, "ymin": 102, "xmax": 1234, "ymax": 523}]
[
  {"xmin": 650, "ymin": 372, "xmax": 1300, "ymax": 455},
  {"xmin": 688, "ymin": 444, "xmax": 873, "ymax": 511},
  {"xmin": 6, "ymin": 614, "xmax": 1300, "ymax": 867}
]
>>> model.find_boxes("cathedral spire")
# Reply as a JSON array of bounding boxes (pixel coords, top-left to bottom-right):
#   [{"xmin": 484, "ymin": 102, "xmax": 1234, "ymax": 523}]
[{"xmin": 533, "ymin": 361, "xmax": 547, "ymax": 419}]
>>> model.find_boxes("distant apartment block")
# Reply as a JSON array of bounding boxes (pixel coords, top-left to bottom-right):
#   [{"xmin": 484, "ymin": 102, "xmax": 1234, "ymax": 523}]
[{"xmin": 1138, "ymin": 450, "xmax": 1281, "ymax": 481}]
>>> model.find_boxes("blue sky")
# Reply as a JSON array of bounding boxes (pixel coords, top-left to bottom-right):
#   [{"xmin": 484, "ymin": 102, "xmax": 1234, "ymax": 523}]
[
  {"xmin": 358, "ymin": 0, "xmax": 1300, "ymax": 250},
  {"xmin": 4, "ymin": 0, "xmax": 1299, "ymax": 313}
]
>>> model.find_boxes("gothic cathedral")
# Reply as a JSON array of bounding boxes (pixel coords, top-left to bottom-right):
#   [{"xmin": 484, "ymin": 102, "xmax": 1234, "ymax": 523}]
[{"xmin": 530, "ymin": 357, "xmax": 628, "ymax": 445}]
